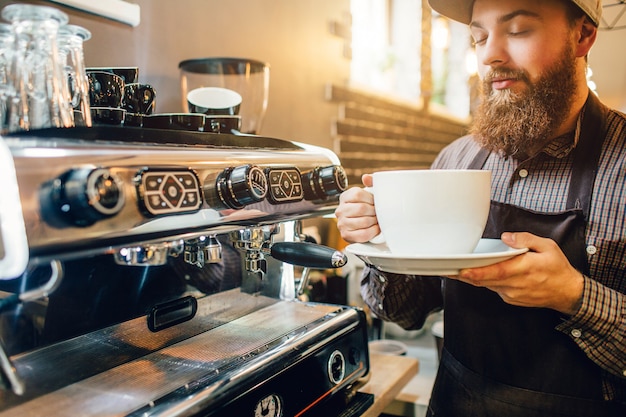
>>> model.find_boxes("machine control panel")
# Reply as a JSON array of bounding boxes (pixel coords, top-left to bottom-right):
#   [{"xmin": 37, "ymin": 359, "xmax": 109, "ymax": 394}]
[
  {"xmin": 40, "ymin": 167, "xmax": 125, "ymax": 227},
  {"xmin": 38, "ymin": 164, "xmax": 348, "ymax": 231},
  {"xmin": 265, "ymin": 167, "xmax": 303, "ymax": 204},
  {"xmin": 302, "ymin": 165, "xmax": 349, "ymax": 201},
  {"xmin": 206, "ymin": 165, "xmax": 269, "ymax": 210},
  {"xmin": 137, "ymin": 169, "xmax": 202, "ymax": 216},
  {"xmin": 10, "ymin": 126, "xmax": 349, "ymax": 260}
]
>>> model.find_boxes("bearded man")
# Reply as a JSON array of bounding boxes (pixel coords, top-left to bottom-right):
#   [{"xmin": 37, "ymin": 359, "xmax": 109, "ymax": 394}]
[{"xmin": 334, "ymin": 0, "xmax": 626, "ymax": 415}]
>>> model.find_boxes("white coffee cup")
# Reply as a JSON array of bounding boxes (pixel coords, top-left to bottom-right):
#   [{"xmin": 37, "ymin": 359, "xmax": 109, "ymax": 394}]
[{"xmin": 368, "ymin": 169, "xmax": 491, "ymax": 255}]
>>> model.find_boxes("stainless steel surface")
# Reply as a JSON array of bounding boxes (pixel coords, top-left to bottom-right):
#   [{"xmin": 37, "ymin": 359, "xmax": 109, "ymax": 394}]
[
  {"xmin": 0, "ymin": 291, "xmax": 358, "ymax": 416},
  {"xmin": 7, "ymin": 128, "xmax": 341, "ymax": 263},
  {"xmin": 1, "ymin": 289, "xmax": 275, "ymax": 407}
]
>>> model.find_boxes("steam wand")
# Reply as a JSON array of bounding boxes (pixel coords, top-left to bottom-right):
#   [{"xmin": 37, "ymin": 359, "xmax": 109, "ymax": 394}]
[
  {"xmin": 0, "ymin": 260, "xmax": 64, "ymax": 395},
  {"xmin": 296, "ymin": 267, "xmax": 311, "ymax": 296}
]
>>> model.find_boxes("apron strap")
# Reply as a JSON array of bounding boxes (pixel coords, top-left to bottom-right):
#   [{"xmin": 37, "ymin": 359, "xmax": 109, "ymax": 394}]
[
  {"xmin": 468, "ymin": 146, "xmax": 490, "ymax": 170},
  {"xmin": 567, "ymin": 92, "xmax": 609, "ymax": 218}
]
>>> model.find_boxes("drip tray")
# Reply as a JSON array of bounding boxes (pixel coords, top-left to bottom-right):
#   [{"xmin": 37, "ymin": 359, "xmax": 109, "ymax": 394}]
[{"xmin": 0, "ymin": 291, "xmax": 369, "ymax": 416}]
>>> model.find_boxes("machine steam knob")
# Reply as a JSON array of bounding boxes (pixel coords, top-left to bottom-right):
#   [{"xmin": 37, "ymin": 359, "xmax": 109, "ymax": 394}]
[
  {"xmin": 214, "ymin": 165, "xmax": 268, "ymax": 209},
  {"xmin": 302, "ymin": 165, "xmax": 348, "ymax": 200},
  {"xmin": 43, "ymin": 167, "xmax": 125, "ymax": 227}
]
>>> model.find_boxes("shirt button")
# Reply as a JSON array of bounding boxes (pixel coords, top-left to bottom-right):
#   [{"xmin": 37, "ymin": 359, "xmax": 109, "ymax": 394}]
[
  {"xmin": 518, "ymin": 169, "xmax": 529, "ymax": 178},
  {"xmin": 378, "ymin": 274, "xmax": 386, "ymax": 283},
  {"xmin": 378, "ymin": 303, "xmax": 384, "ymax": 311},
  {"xmin": 571, "ymin": 329, "xmax": 582, "ymax": 338},
  {"xmin": 586, "ymin": 245, "xmax": 597, "ymax": 255}
]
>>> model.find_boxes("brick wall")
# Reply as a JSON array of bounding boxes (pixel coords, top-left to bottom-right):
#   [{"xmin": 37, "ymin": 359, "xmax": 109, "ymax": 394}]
[{"xmin": 327, "ymin": 84, "xmax": 469, "ymax": 187}]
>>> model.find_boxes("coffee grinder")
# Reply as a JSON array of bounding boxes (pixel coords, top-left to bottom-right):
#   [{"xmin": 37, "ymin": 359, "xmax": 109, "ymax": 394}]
[{"xmin": 179, "ymin": 57, "xmax": 270, "ymax": 134}]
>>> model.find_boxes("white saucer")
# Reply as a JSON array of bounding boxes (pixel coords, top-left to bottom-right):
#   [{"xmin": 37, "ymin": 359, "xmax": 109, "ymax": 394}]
[{"xmin": 345, "ymin": 238, "xmax": 528, "ymax": 275}]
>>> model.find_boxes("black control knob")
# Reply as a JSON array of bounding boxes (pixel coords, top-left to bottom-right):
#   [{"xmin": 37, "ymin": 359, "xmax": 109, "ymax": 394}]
[
  {"xmin": 302, "ymin": 165, "xmax": 348, "ymax": 200},
  {"xmin": 41, "ymin": 167, "xmax": 125, "ymax": 227},
  {"xmin": 212, "ymin": 165, "xmax": 268, "ymax": 210}
]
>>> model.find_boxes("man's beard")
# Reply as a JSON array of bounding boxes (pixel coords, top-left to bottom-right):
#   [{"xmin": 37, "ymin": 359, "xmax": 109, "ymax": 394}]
[{"xmin": 470, "ymin": 47, "xmax": 578, "ymax": 158}]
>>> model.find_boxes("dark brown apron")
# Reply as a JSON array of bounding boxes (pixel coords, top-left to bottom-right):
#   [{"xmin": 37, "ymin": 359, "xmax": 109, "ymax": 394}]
[{"xmin": 427, "ymin": 93, "xmax": 626, "ymax": 416}]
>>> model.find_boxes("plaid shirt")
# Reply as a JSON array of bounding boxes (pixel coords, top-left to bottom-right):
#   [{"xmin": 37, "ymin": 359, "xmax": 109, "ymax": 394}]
[{"xmin": 361, "ymin": 98, "xmax": 626, "ymax": 401}]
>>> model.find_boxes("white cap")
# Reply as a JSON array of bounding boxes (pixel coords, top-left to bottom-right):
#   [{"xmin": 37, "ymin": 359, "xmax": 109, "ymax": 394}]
[{"xmin": 428, "ymin": 0, "xmax": 602, "ymax": 27}]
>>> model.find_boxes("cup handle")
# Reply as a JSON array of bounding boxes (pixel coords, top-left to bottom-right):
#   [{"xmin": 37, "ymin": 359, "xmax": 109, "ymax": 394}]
[
  {"xmin": 140, "ymin": 86, "xmax": 155, "ymax": 104},
  {"xmin": 140, "ymin": 86, "xmax": 156, "ymax": 114},
  {"xmin": 363, "ymin": 187, "xmax": 386, "ymax": 244}
]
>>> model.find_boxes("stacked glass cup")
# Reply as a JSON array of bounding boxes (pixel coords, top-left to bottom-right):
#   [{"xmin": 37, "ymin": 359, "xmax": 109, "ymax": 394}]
[
  {"xmin": 0, "ymin": 3, "xmax": 91, "ymax": 133},
  {"xmin": 57, "ymin": 24, "xmax": 92, "ymax": 127}
]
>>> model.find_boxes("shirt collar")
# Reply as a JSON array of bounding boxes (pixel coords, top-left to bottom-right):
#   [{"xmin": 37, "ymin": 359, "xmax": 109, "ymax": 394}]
[{"xmin": 541, "ymin": 109, "xmax": 584, "ymax": 159}]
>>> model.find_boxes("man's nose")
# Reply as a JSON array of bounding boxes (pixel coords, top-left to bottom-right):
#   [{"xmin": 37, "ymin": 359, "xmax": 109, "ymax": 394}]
[{"xmin": 479, "ymin": 36, "xmax": 509, "ymax": 68}]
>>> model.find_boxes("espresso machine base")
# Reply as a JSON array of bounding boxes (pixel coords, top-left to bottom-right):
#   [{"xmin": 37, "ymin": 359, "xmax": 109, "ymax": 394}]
[{"xmin": 0, "ymin": 290, "xmax": 369, "ymax": 416}]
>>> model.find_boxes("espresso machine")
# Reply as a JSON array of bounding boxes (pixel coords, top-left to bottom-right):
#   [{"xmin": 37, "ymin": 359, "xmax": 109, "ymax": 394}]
[{"xmin": 0, "ymin": 126, "xmax": 371, "ymax": 416}]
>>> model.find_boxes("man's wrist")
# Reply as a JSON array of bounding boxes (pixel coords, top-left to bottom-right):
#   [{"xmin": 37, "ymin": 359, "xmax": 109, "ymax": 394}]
[{"xmin": 562, "ymin": 271, "xmax": 585, "ymax": 316}]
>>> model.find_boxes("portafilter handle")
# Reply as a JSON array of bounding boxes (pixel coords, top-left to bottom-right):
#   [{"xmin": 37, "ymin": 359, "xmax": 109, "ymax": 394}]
[
  {"xmin": 269, "ymin": 241, "xmax": 347, "ymax": 269},
  {"xmin": 270, "ymin": 241, "xmax": 347, "ymax": 297}
]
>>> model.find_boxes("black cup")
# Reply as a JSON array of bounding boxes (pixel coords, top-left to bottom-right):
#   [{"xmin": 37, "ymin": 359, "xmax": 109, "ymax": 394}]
[
  {"xmin": 91, "ymin": 107, "xmax": 126, "ymax": 125},
  {"xmin": 87, "ymin": 71, "xmax": 125, "ymax": 108},
  {"xmin": 124, "ymin": 112, "xmax": 144, "ymax": 127},
  {"xmin": 142, "ymin": 113, "xmax": 205, "ymax": 131},
  {"xmin": 204, "ymin": 115, "xmax": 242, "ymax": 133},
  {"xmin": 86, "ymin": 66, "xmax": 139, "ymax": 84},
  {"xmin": 123, "ymin": 83, "xmax": 156, "ymax": 115}
]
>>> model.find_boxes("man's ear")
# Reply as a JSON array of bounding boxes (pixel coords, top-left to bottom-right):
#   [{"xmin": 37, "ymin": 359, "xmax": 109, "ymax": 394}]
[{"xmin": 576, "ymin": 17, "xmax": 597, "ymax": 58}]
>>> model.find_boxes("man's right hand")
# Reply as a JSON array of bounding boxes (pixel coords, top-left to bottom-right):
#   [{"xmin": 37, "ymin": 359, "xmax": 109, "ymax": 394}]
[{"xmin": 334, "ymin": 174, "xmax": 380, "ymax": 243}]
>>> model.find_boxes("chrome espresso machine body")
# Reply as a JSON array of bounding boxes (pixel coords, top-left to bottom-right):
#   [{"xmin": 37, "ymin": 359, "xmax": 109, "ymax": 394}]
[{"xmin": 0, "ymin": 127, "xmax": 371, "ymax": 416}]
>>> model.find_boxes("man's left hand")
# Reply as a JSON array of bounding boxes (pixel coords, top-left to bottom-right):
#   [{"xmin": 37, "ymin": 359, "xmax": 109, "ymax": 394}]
[{"xmin": 453, "ymin": 232, "xmax": 584, "ymax": 316}]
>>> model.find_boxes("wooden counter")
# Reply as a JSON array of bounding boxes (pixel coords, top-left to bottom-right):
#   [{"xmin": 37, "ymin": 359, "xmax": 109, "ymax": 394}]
[{"xmin": 359, "ymin": 353, "xmax": 419, "ymax": 417}]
